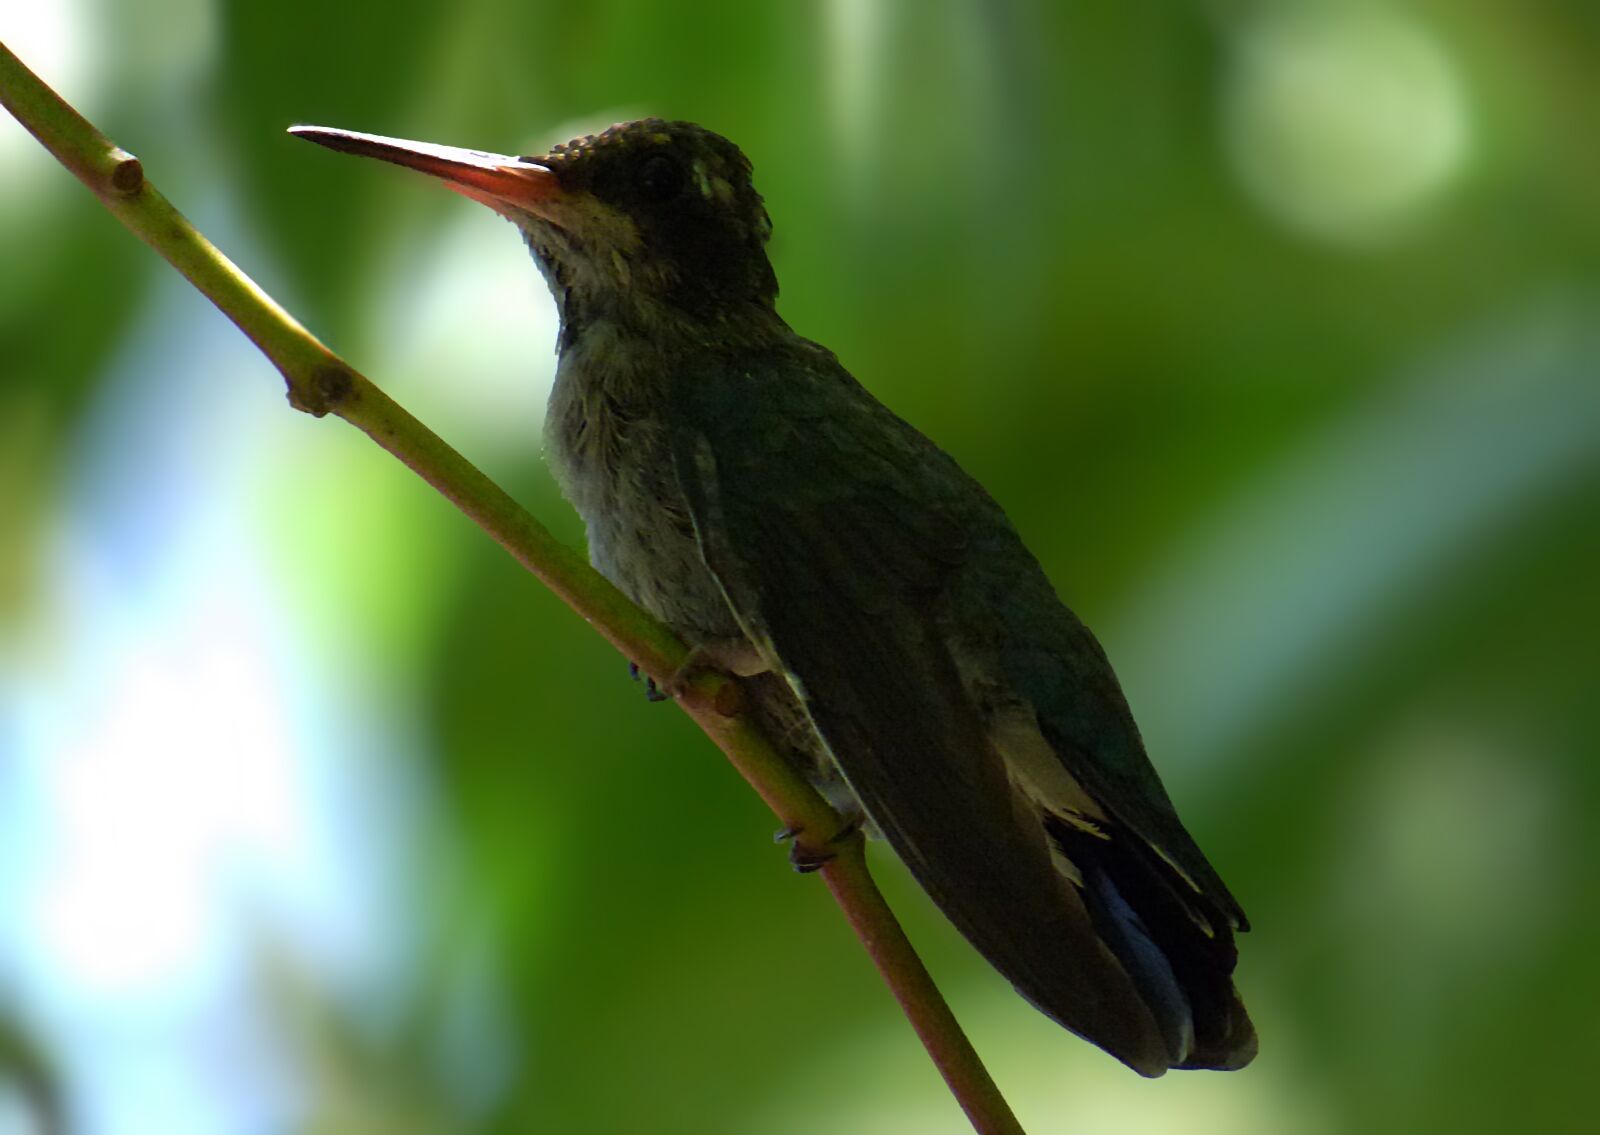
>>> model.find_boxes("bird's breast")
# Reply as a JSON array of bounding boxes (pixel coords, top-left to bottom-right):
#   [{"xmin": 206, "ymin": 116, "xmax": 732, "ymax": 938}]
[{"xmin": 543, "ymin": 350, "xmax": 741, "ymax": 642}]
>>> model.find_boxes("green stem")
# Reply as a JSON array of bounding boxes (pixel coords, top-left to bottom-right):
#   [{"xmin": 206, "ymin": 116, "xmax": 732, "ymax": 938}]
[
  {"xmin": 823, "ymin": 841, "xmax": 1026, "ymax": 1135},
  {"xmin": 0, "ymin": 37, "xmax": 1025, "ymax": 1135}
]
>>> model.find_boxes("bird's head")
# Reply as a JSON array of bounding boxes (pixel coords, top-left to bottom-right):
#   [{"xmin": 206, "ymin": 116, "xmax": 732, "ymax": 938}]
[{"xmin": 290, "ymin": 118, "xmax": 778, "ymax": 345}]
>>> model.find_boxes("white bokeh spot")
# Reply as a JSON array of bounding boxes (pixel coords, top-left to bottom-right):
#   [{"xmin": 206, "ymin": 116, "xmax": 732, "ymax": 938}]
[{"xmin": 1223, "ymin": 5, "xmax": 1470, "ymax": 246}]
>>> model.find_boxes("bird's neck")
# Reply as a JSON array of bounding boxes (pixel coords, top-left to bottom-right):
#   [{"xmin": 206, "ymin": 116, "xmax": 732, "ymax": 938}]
[
  {"xmin": 559, "ymin": 297, "xmax": 787, "ymax": 358},
  {"xmin": 545, "ymin": 298, "xmax": 791, "ymax": 443},
  {"xmin": 544, "ymin": 262, "xmax": 791, "ymax": 367},
  {"xmin": 521, "ymin": 229, "xmax": 785, "ymax": 356}
]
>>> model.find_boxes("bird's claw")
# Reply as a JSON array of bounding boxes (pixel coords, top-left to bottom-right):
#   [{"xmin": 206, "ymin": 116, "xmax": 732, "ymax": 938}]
[
  {"xmin": 777, "ymin": 813, "xmax": 865, "ymax": 874},
  {"xmin": 627, "ymin": 661, "xmax": 670, "ymax": 702}
]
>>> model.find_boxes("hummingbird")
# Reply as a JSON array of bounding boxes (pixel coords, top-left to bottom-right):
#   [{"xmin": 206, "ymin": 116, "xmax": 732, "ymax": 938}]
[{"xmin": 290, "ymin": 118, "xmax": 1256, "ymax": 1076}]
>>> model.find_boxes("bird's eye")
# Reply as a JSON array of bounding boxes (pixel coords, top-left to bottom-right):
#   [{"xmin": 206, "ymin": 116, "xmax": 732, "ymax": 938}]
[{"xmin": 637, "ymin": 154, "xmax": 685, "ymax": 203}]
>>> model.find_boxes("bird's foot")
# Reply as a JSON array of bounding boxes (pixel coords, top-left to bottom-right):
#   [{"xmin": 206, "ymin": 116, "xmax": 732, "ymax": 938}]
[
  {"xmin": 657, "ymin": 637, "xmax": 768, "ymax": 700},
  {"xmin": 776, "ymin": 812, "xmax": 866, "ymax": 874}
]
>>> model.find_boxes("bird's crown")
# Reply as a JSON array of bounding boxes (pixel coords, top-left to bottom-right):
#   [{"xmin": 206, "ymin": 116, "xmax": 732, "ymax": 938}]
[{"xmin": 525, "ymin": 118, "xmax": 772, "ymax": 246}]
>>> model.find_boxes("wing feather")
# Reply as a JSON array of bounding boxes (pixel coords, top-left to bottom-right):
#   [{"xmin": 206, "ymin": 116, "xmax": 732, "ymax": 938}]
[{"xmin": 667, "ymin": 354, "xmax": 1175, "ymax": 1074}]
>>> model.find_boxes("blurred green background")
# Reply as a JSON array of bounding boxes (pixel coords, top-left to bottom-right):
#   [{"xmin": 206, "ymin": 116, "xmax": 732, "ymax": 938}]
[{"xmin": 2, "ymin": 1, "xmax": 1597, "ymax": 1133}]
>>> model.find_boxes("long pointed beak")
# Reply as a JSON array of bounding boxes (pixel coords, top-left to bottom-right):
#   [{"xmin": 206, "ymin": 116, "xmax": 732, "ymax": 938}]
[{"xmin": 288, "ymin": 125, "xmax": 561, "ymax": 217}]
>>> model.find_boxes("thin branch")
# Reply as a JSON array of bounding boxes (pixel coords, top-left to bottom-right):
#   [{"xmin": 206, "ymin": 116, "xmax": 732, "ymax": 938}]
[{"xmin": 0, "ymin": 38, "xmax": 1026, "ymax": 1135}]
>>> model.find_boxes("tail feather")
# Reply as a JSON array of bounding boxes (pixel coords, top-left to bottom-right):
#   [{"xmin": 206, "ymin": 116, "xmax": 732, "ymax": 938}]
[{"xmin": 1046, "ymin": 816, "xmax": 1257, "ymax": 1072}]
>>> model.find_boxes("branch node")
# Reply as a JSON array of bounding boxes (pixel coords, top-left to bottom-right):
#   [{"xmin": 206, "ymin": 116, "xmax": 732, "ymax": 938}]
[
  {"xmin": 288, "ymin": 364, "xmax": 357, "ymax": 417},
  {"xmin": 108, "ymin": 149, "xmax": 144, "ymax": 195}
]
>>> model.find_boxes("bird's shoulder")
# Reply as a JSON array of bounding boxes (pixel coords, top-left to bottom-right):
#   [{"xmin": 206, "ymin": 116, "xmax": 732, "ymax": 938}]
[
  {"xmin": 665, "ymin": 336, "xmax": 981, "ymax": 587},
  {"xmin": 669, "ymin": 337, "xmax": 945, "ymax": 475}
]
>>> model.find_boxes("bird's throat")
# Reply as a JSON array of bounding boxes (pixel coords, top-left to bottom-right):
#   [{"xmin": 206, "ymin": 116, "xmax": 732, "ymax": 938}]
[{"xmin": 519, "ymin": 223, "xmax": 783, "ymax": 355}]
